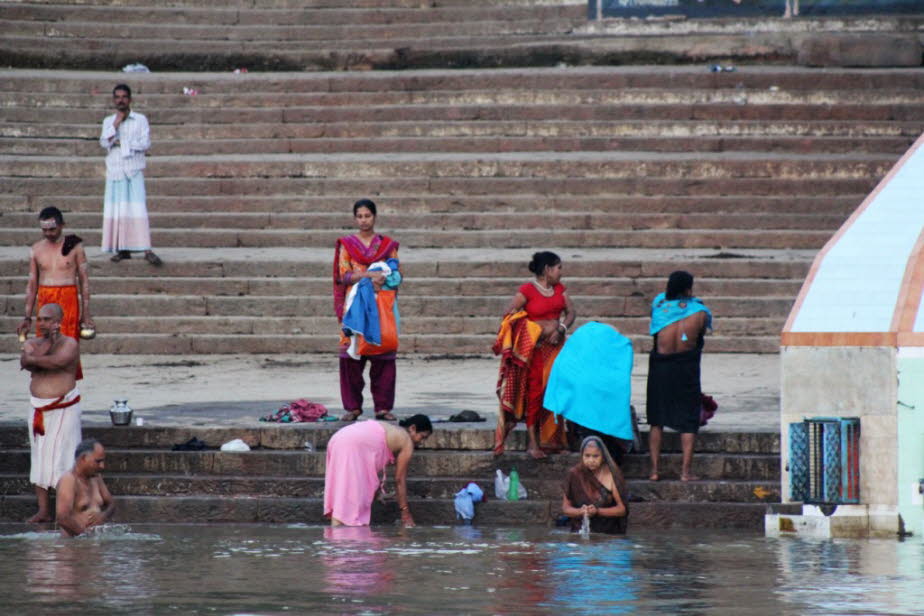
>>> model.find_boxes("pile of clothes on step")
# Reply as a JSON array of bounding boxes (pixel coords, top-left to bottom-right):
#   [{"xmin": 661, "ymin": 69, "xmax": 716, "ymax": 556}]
[{"xmin": 260, "ymin": 399, "xmax": 329, "ymax": 423}]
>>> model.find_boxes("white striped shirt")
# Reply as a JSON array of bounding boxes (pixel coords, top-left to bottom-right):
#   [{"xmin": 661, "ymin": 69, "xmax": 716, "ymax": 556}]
[{"xmin": 99, "ymin": 111, "xmax": 150, "ymax": 180}]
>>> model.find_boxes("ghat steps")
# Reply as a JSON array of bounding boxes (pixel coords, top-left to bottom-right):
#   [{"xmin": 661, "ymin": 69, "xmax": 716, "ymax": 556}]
[
  {"xmin": 2, "ymin": 67, "xmax": 922, "ymax": 354},
  {"xmin": 1, "ymin": 0, "xmax": 922, "ymax": 70},
  {"xmin": 0, "ymin": 423, "xmax": 784, "ymax": 529}
]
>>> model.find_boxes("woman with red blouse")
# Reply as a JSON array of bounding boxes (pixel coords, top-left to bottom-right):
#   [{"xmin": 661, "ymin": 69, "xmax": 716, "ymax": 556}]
[{"xmin": 494, "ymin": 251, "xmax": 576, "ymax": 459}]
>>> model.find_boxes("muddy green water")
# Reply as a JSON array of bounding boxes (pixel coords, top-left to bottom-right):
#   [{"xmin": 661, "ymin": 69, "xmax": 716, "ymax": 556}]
[{"xmin": 1, "ymin": 524, "xmax": 921, "ymax": 615}]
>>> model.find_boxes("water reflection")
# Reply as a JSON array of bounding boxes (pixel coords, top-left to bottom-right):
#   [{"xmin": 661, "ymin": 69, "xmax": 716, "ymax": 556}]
[
  {"xmin": 488, "ymin": 528, "xmax": 552, "ymax": 614},
  {"xmin": 322, "ymin": 525, "xmax": 394, "ymax": 598},
  {"xmin": 25, "ymin": 534, "xmax": 97, "ymax": 603},
  {"xmin": 546, "ymin": 538, "xmax": 636, "ymax": 615},
  {"xmin": 17, "ymin": 525, "xmax": 156, "ymax": 611},
  {"xmin": 775, "ymin": 537, "xmax": 924, "ymax": 615},
  {"xmin": 0, "ymin": 525, "xmax": 922, "ymax": 615}
]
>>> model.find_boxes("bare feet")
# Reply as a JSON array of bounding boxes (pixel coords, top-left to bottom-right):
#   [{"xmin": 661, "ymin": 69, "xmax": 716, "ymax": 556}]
[
  {"xmin": 27, "ymin": 512, "xmax": 52, "ymax": 524},
  {"xmin": 527, "ymin": 447, "xmax": 547, "ymax": 460},
  {"xmin": 649, "ymin": 472, "xmax": 660, "ymax": 481},
  {"xmin": 681, "ymin": 474, "xmax": 700, "ymax": 482}
]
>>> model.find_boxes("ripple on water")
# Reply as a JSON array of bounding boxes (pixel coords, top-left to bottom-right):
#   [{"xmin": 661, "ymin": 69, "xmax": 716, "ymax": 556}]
[{"xmin": 0, "ymin": 525, "xmax": 160, "ymax": 542}]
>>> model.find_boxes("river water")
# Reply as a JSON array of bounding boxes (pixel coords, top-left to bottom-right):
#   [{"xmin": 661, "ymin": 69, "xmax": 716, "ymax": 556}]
[{"xmin": 1, "ymin": 524, "xmax": 921, "ymax": 615}]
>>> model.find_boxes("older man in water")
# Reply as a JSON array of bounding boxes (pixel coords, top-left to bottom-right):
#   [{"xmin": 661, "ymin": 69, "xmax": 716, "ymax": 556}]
[
  {"xmin": 20, "ymin": 303, "xmax": 82, "ymax": 523},
  {"xmin": 55, "ymin": 439, "xmax": 115, "ymax": 537}
]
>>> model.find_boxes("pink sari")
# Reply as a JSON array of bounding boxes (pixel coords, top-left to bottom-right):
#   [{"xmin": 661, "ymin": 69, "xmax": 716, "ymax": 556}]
[{"xmin": 324, "ymin": 420, "xmax": 395, "ymax": 525}]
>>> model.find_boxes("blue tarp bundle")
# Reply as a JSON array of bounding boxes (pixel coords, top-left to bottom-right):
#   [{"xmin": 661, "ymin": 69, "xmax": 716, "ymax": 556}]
[{"xmin": 543, "ymin": 322, "xmax": 634, "ymax": 441}]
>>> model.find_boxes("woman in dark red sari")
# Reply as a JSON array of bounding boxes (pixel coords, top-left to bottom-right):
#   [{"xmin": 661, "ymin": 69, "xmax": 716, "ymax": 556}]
[
  {"xmin": 562, "ymin": 436, "xmax": 628, "ymax": 535},
  {"xmin": 333, "ymin": 199, "xmax": 400, "ymax": 421}
]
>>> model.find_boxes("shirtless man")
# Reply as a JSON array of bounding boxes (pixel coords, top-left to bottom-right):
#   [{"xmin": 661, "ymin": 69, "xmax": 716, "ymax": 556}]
[
  {"xmin": 56, "ymin": 439, "xmax": 115, "ymax": 537},
  {"xmin": 17, "ymin": 207, "xmax": 92, "ymax": 381},
  {"xmin": 20, "ymin": 303, "xmax": 83, "ymax": 523}
]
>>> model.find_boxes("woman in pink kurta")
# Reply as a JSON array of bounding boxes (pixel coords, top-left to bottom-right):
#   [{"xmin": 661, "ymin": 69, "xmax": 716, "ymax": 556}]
[{"xmin": 324, "ymin": 415, "xmax": 432, "ymax": 527}]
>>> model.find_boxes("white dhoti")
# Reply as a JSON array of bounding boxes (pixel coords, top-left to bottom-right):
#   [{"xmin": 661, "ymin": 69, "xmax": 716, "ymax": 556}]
[
  {"xmin": 102, "ymin": 172, "xmax": 152, "ymax": 252},
  {"xmin": 29, "ymin": 388, "xmax": 82, "ymax": 490}
]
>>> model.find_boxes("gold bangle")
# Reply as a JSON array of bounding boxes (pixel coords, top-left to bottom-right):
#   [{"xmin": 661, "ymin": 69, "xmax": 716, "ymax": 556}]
[{"xmin": 399, "ymin": 505, "xmax": 409, "ymax": 512}]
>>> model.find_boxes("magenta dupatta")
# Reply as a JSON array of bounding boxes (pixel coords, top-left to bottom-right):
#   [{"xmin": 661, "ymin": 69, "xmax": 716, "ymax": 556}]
[{"xmin": 332, "ymin": 234, "xmax": 399, "ymax": 321}]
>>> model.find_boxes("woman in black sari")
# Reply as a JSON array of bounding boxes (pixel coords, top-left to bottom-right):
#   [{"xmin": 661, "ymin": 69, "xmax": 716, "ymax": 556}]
[{"xmin": 561, "ymin": 436, "xmax": 628, "ymax": 535}]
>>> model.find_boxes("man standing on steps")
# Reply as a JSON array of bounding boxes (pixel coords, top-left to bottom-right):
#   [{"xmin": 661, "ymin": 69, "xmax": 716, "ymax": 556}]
[
  {"xmin": 99, "ymin": 83, "xmax": 162, "ymax": 265},
  {"xmin": 646, "ymin": 271, "xmax": 712, "ymax": 483},
  {"xmin": 17, "ymin": 206, "xmax": 91, "ymax": 380},
  {"xmin": 20, "ymin": 303, "xmax": 83, "ymax": 524}
]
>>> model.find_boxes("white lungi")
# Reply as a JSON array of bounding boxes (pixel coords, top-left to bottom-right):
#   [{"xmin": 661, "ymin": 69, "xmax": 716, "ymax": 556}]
[{"xmin": 29, "ymin": 388, "xmax": 82, "ymax": 490}]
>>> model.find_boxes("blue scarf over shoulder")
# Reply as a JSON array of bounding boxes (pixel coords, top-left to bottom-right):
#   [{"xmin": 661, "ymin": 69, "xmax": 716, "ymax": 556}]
[{"xmin": 649, "ymin": 292, "xmax": 712, "ymax": 336}]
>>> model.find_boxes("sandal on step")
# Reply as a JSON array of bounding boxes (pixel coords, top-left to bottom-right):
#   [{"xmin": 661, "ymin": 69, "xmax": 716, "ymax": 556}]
[
  {"xmin": 375, "ymin": 411, "xmax": 397, "ymax": 421},
  {"xmin": 110, "ymin": 251, "xmax": 131, "ymax": 262},
  {"xmin": 340, "ymin": 410, "xmax": 362, "ymax": 422},
  {"xmin": 144, "ymin": 252, "xmax": 163, "ymax": 266}
]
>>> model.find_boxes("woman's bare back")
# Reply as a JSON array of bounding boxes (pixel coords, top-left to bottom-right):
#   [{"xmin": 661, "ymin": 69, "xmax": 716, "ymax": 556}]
[{"xmin": 656, "ymin": 311, "xmax": 706, "ymax": 355}]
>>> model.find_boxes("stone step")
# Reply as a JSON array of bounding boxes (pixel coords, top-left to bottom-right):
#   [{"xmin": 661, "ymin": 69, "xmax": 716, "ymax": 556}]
[
  {"xmin": 4, "ymin": 120, "xmax": 921, "ymax": 142},
  {"xmin": 3, "ymin": 0, "xmax": 581, "ymax": 8},
  {"xmin": 0, "ymin": 211, "xmax": 846, "ymax": 233},
  {"xmin": 3, "ymin": 101, "xmax": 922, "ymax": 125},
  {"xmin": 0, "ymin": 227, "xmax": 834, "ymax": 250},
  {"xmin": 0, "ymin": 274, "xmax": 805, "ymax": 297},
  {"xmin": 1, "ymin": 2, "xmax": 584, "ymax": 26},
  {"xmin": 0, "ymin": 175, "xmax": 879, "ymax": 197},
  {"xmin": 1, "ymin": 17, "xmax": 587, "ymax": 42},
  {"xmin": 0, "ymin": 424, "xmax": 780, "ymax": 455},
  {"xmin": 0, "ymin": 448, "xmax": 782, "ymax": 480},
  {"xmin": 3, "ymin": 135, "xmax": 915, "ymax": 157},
  {"xmin": 0, "ymin": 314, "xmax": 787, "ymax": 337},
  {"xmin": 0, "ymin": 472, "xmax": 781, "ymax": 502},
  {"xmin": 4, "ymin": 67, "xmax": 923, "ymax": 94},
  {"xmin": 0, "ymin": 332, "xmax": 782, "ymax": 354},
  {"xmin": 0, "ymin": 153, "xmax": 898, "ymax": 182},
  {"xmin": 6, "ymin": 88, "xmax": 924, "ymax": 109},
  {"xmin": 2, "ymin": 30, "xmax": 921, "ymax": 72},
  {"xmin": 0, "ymin": 293, "xmax": 796, "ymax": 318},
  {"xmin": 0, "ymin": 250, "xmax": 816, "ymax": 279},
  {"xmin": 0, "ymin": 494, "xmax": 774, "ymax": 529},
  {"xmin": 0, "ymin": 193, "xmax": 863, "ymax": 215}
]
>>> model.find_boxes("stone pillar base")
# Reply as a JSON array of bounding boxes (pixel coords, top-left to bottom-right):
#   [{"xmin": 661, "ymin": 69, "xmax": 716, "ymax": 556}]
[{"xmin": 765, "ymin": 504, "xmax": 901, "ymax": 539}]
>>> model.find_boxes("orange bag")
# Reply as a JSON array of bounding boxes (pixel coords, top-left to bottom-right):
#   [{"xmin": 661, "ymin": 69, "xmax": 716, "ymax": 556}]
[{"xmin": 355, "ymin": 290, "xmax": 399, "ymax": 356}]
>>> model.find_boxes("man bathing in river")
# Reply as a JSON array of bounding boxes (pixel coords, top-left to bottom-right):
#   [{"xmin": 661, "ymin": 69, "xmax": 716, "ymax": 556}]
[
  {"xmin": 56, "ymin": 439, "xmax": 115, "ymax": 537},
  {"xmin": 20, "ymin": 303, "xmax": 82, "ymax": 523}
]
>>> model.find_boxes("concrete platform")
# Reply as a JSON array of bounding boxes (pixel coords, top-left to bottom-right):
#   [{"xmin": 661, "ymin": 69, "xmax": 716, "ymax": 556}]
[{"xmin": 0, "ymin": 351, "xmax": 780, "ymax": 431}]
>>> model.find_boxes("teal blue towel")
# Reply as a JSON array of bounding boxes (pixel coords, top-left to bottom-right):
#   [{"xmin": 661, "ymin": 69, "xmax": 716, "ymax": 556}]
[
  {"xmin": 543, "ymin": 322, "xmax": 634, "ymax": 441},
  {"xmin": 649, "ymin": 292, "xmax": 712, "ymax": 336}
]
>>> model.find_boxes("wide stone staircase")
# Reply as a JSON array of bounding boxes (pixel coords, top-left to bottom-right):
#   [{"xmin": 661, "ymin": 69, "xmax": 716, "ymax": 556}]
[
  {"xmin": 2, "ymin": 0, "xmax": 922, "ymax": 70},
  {"xmin": 0, "ymin": 423, "xmax": 783, "ymax": 528},
  {"xmin": 1, "ymin": 0, "xmax": 921, "ymax": 529},
  {"xmin": 2, "ymin": 66, "xmax": 922, "ymax": 355}
]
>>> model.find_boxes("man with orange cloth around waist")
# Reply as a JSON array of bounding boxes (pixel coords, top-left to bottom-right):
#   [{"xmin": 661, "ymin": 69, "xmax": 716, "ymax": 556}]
[
  {"xmin": 17, "ymin": 206, "xmax": 92, "ymax": 380},
  {"xmin": 20, "ymin": 303, "xmax": 83, "ymax": 524}
]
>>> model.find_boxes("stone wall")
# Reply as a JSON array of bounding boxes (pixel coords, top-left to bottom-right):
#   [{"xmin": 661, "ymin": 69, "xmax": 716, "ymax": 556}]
[
  {"xmin": 780, "ymin": 345, "xmax": 898, "ymax": 511},
  {"xmin": 897, "ymin": 348, "xmax": 924, "ymax": 536}
]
